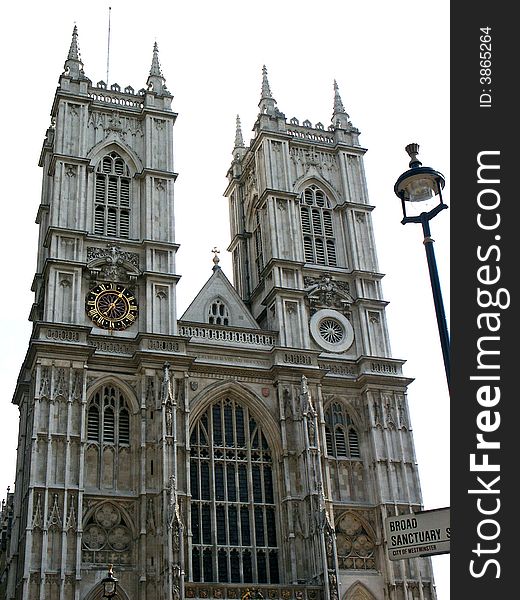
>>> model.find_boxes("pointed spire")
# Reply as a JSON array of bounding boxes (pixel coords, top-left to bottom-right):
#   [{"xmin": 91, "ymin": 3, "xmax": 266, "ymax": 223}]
[
  {"xmin": 332, "ymin": 80, "xmax": 350, "ymax": 129},
  {"xmin": 63, "ymin": 24, "xmax": 86, "ymax": 80},
  {"xmin": 234, "ymin": 115, "xmax": 244, "ymax": 150},
  {"xmin": 149, "ymin": 42, "xmax": 163, "ymax": 77},
  {"xmin": 261, "ymin": 65, "xmax": 273, "ymax": 100},
  {"xmin": 333, "ymin": 80, "xmax": 347, "ymax": 114},
  {"xmin": 67, "ymin": 25, "xmax": 80, "ymax": 61},
  {"xmin": 146, "ymin": 41, "xmax": 170, "ymax": 96},
  {"xmin": 231, "ymin": 116, "xmax": 246, "ymax": 174},
  {"xmin": 258, "ymin": 65, "xmax": 277, "ymax": 116}
]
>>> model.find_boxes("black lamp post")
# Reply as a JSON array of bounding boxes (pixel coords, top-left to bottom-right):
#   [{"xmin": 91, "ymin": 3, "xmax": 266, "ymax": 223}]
[
  {"xmin": 394, "ymin": 143, "xmax": 450, "ymax": 388},
  {"xmin": 102, "ymin": 565, "xmax": 118, "ymax": 598}
]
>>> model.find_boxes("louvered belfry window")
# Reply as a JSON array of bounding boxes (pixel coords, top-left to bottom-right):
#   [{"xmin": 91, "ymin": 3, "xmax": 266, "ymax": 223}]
[
  {"xmin": 190, "ymin": 399, "xmax": 279, "ymax": 584},
  {"xmin": 324, "ymin": 402, "xmax": 360, "ymax": 458},
  {"xmin": 94, "ymin": 152, "xmax": 131, "ymax": 238},
  {"xmin": 299, "ymin": 185, "xmax": 337, "ymax": 266},
  {"xmin": 87, "ymin": 385, "xmax": 130, "ymax": 446}
]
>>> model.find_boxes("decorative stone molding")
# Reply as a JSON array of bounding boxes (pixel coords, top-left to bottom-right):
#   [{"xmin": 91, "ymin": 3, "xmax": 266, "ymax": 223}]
[
  {"xmin": 53, "ymin": 367, "xmax": 68, "ymax": 400},
  {"xmin": 47, "ymin": 494, "xmax": 62, "ymax": 529},
  {"xmin": 184, "ymin": 584, "xmax": 322, "ymax": 600},
  {"xmin": 87, "ymin": 244, "xmax": 140, "ymax": 283},
  {"xmin": 304, "ymin": 275, "xmax": 353, "ymax": 315},
  {"xmin": 65, "ymin": 164, "xmax": 77, "ymax": 177},
  {"xmin": 335, "ymin": 511, "xmax": 376, "ymax": 570},
  {"xmin": 82, "ymin": 501, "xmax": 133, "ymax": 566}
]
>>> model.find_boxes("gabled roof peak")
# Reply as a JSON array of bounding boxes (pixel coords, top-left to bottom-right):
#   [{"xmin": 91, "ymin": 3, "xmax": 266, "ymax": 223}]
[{"xmin": 179, "ymin": 264, "xmax": 260, "ymax": 330}]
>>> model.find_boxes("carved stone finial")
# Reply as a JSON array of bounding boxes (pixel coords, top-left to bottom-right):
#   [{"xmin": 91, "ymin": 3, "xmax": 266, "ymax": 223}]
[
  {"xmin": 300, "ymin": 374, "xmax": 309, "ymax": 396},
  {"xmin": 149, "ymin": 41, "xmax": 163, "ymax": 77},
  {"xmin": 169, "ymin": 474, "xmax": 177, "ymax": 507},
  {"xmin": 234, "ymin": 115, "xmax": 244, "ymax": 150},
  {"xmin": 258, "ymin": 65, "xmax": 279, "ymax": 116},
  {"xmin": 300, "ymin": 375, "xmax": 316, "ymax": 419},
  {"xmin": 332, "ymin": 80, "xmax": 350, "ymax": 129},
  {"xmin": 67, "ymin": 25, "xmax": 80, "ymax": 61},
  {"xmin": 261, "ymin": 65, "xmax": 273, "ymax": 100},
  {"xmin": 333, "ymin": 80, "xmax": 347, "ymax": 115},
  {"xmin": 162, "ymin": 362, "xmax": 174, "ymax": 404},
  {"xmin": 63, "ymin": 24, "xmax": 86, "ymax": 80},
  {"xmin": 212, "ymin": 247, "xmax": 220, "ymax": 270},
  {"xmin": 168, "ymin": 474, "xmax": 182, "ymax": 529},
  {"xmin": 146, "ymin": 41, "xmax": 170, "ymax": 95}
]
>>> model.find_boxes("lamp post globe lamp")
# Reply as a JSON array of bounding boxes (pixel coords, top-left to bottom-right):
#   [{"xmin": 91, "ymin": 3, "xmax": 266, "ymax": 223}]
[
  {"xmin": 102, "ymin": 565, "xmax": 118, "ymax": 598},
  {"xmin": 394, "ymin": 144, "xmax": 450, "ymax": 388}
]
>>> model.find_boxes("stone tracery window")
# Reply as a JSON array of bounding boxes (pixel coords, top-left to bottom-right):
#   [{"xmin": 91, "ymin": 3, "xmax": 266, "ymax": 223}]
[
  {"xmin": 190, "ymin": 398, "xmax": 279, "ymax": 584},
  {"xmin": 208, "ymin": 299, "xmax": 230, "ymax": 326},
  {"xmin": 299, "ymin": 185, "xmax": 337, "ymax": 266},
  {"xmin": 82, "ymin": 502, "xmax": 133, "ymax": 566},
  {"xmin": 335, "ymin": 512, "xmax": 376, "ymax": 570},
  {"xmin": 94, "ymin": 151, "xmax": 131, "ymax": 238},
  {"xmin": 324, "ymin": 402, "xmax": 360, "ymax": 458}
]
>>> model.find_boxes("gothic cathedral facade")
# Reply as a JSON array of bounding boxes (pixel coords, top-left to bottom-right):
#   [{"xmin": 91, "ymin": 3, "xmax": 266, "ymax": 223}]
[{"xmin": 2, "ymin": 28, "xmax": 438, "ymax": 600}]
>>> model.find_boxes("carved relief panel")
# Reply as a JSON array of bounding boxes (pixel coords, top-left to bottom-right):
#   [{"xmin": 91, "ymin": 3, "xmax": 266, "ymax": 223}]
[{"xmin": 82, "ymin": 501, "xmax": 134, "ymax": 566}]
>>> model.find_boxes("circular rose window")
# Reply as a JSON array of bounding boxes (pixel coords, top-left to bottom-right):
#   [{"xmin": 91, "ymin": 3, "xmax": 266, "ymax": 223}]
[
  {"xmin": 310, "ymin": 309, "xmax": 354, "ymax": 353},
  {"xmin": 319, "ymin": 319, "xmax": 344, "ymax": 344}
]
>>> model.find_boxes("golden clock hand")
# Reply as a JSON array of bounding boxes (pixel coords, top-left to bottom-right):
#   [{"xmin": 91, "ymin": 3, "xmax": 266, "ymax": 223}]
[{"xmin": 101, "ymin": 299, "xmax": 118, "ymax": 316}]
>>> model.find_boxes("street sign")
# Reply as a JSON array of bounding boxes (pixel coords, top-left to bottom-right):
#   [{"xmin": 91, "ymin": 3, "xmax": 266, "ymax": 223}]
[{"xmin": 385, "ymin": 507, "xmax": 450, "ymax": 560}]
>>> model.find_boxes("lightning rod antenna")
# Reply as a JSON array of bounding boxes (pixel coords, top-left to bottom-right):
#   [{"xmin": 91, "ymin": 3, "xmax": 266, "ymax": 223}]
[{"xmin": 106, "ymin": 6, "xmax": 112, "ymax": 84}]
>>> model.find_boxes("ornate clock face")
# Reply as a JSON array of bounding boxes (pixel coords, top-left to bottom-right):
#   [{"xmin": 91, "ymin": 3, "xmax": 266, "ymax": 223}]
[{"xmin": 86, "ymin": 283, "xmax": 138, "ymax": 330}]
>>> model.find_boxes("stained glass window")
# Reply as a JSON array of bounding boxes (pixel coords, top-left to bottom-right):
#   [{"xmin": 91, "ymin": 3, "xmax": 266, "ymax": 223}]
[{"xmin": 190, "ymin": 399, "xmax": 279, "ymax": 583}]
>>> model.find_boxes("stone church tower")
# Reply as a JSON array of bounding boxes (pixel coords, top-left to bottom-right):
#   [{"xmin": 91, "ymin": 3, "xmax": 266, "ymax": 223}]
[{"xmin": 3, "ymin": 28, "xmax": 438, "ymax": 600}]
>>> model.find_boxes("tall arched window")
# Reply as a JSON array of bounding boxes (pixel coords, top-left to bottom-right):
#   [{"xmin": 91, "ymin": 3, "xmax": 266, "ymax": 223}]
[
  {"xmin": 299, "ymin": 185, "xmax": 337, "ymax": 266},
  {"xmin": 94, "ymin": 151, "xmax": 131, "ymax": 238},
  {"xmin": 190, "ymin": 399, "xmax": 279, "ymax": 584},
  {"xmin": 324, "ymin": 402, "xmax": 360, "ymax": 458}
]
